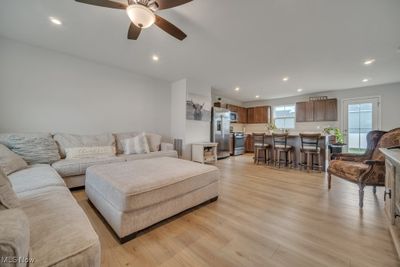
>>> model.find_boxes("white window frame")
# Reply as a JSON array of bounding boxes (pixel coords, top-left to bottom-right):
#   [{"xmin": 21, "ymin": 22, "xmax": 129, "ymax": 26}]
[{"xmin": 273, "ymin": 104, "xmax": 296, "ymax": 129}]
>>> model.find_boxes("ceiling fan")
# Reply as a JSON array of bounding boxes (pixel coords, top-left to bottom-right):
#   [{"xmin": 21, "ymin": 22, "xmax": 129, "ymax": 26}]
[{"xmin": 75, "ymin": 0, "xmax": 192, "ymax": 41}]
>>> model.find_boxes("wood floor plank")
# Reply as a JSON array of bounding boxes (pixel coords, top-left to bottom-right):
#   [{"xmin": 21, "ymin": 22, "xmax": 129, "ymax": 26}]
[{"xmin": 72, "ymin": 154, "xmax": 400, "ymax": 267}]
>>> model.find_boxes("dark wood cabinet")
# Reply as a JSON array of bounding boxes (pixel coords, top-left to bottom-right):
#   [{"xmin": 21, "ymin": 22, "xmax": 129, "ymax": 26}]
[
  {"xmin": 247, "ymin": 106, "xmax": 270, "ymax": 124},
  {"xmin": 296, "ymin": 102, "xmax": 306, "ymax": 122},
  {"xmin": 325, "ymin": 99, "xmax": 338, "ymax": 121},
  {"xmin": 313, "ymin": 100, "xmax": 326, "ymax": 121},
  {"xmin": 296, "ymin": 101, "xmax": 314, "ymax": 122},
  {"xmin": 226, "ymin": 104, "xmax": 270, "ymax": 124},
  {"xmin": 247, "ymin": 107, "xmax": 255, "ymax": 123},
  {"xmin": 245, "ymin": 134, "xmax": 254, "ymax": 152},
  {"xmin": 296, "ymin": 99, "xmax": 337, "ymax": 122},
  {"xmin": 226, "ymin": 104, "xmax": 247, "ymax": 123}
]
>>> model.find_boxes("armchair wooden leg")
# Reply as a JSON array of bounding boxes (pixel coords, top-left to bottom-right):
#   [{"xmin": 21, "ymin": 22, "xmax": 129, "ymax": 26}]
[
  {"xmin": 359, "ymin": 183, "xmax": 366, "ymax": 208},
  {"xmin": 373, "ymin": 186, "xmax": 377, "ymax": 194},
  {"xmin": 328, "ymin": 173, "xmax": 332, "ymax": 190}
]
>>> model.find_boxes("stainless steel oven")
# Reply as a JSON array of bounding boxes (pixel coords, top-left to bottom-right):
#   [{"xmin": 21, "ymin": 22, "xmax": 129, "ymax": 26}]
[{"xmin": 233, "ymin": 132, "xmax": 245, "ymax": 156}]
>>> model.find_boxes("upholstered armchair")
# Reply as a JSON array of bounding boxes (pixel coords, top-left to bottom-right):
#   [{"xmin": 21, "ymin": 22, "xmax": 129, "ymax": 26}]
[{"xmin": 328, "ymin": 128, "xmax": 400, "ymax": 208}]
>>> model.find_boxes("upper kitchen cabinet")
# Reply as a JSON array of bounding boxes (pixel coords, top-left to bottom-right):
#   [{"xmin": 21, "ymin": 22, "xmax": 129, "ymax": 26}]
[
  {"xmin": 296, "ymin": 98, "xmax": 337, "ymax": 122},
  {"xmin": 226, "ymin": 104, "xmax": 247, "ymax": 123},
  {"xmin": 247, "ymin": 106, "xmax": 271, "ymax": 124},
  {"xmin": 325, "ymin": 99, "xmax": 338, "ymax": 121},
  {"xmin": 296, "ymin": 101, "xmax": 314, "ymax": 122}
]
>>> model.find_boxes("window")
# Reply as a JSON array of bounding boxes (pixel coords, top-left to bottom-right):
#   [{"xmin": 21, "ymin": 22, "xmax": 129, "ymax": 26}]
[{"xmin": 273, "ymin": 105, "xmax": 296, "ymax": 129}]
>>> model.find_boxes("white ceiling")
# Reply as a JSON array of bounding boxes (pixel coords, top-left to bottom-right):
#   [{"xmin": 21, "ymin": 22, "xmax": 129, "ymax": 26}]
[{"xmin": 1, "ymin": 0, "xmax": 400, "ymax": 102}]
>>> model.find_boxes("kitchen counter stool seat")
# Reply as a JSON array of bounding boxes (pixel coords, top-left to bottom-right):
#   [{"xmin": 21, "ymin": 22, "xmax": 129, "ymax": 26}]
[{"xmin": 253, "ymin": 133, "xmax": 271, "ymax": 164}]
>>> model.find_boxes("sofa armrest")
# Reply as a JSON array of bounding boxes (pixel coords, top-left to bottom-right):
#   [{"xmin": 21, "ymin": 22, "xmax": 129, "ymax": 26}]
[
  {"xmin": 161, "ymin": 143, "xmax": 174, "ymax": 152},
  {"xmin": 331, "ymin": 153, "xmax": 368, "ymax": 162},
  {"xmin": 363, "ymin": 160, "xmax": 385, "ymax": 166},
  {"xmin": 0, "ymin": 209, "xmax": 30, "ymax": 267}
]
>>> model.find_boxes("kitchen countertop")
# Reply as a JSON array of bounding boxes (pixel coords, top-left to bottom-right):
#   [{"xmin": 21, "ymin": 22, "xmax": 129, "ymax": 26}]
[
  {"xmin": 380, "ymin": 148, "xmax": 400, "ymax": 165},
  {"xmin": 242, "ymin": 132, "xmax": 330, "ymax": 137}
]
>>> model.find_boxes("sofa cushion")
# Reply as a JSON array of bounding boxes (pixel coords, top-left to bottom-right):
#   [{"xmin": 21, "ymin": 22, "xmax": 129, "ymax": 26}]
[
  {"xmin": 121, "ymin": 133, "xmax": 150, "ymax": 155},
  {"xmin": 0, "ymin": 208, "xmax": 30, "ymax": 267},
  {"xmin": 0, "ymin": 169, "xmax": 20, "ymax": 210},
  {"xmin": 52, "ymin": 156, "xmax": 125, "ymax": 177},
  {"xmin": 0, "ymin": 144, "xmax": 28, "ymax": 175},
  {"xmin": 0, "ymin": 133, "xmax": 60, "ymax": 164},
  {"xmin": 86, "ymin": 157, "xmax": 219, "ymax": 212},
  {"xmin": 146, "ymin": 133, "xmax": 162, "ymax": 152},
  {"xmin": 114, "ymin": 132, "xmax": 140, "ymax": 154},
  {"xmin": 117, "ymin": 150, "xmax": 178, "ymax": 161},
  {"xmin": 19, "ymin": 186, "xmax": 100, "ymax": 267},
  {"xmin": 65, "ymin": 145, "xmax": 116, "ymax": 160},
  {"xmin": 328, "ymin": 160, "xmax": 369, "ymax": 182},
  {"xmin": 54, "ymin": 133, "xmax": 115, "ymax": 159},
  {"xmin": 8, "ymin": 164, "xmax": 65, "ymax": 195}
]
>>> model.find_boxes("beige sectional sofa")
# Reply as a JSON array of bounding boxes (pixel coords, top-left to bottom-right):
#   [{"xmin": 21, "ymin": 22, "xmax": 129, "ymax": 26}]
[
  {"xmin": 0, "ymin": 131, "xmax": 177, "ymax": 266},
  {"xmin": 2, "ymin": 164, "xmax": 101, "ymax": 266}
]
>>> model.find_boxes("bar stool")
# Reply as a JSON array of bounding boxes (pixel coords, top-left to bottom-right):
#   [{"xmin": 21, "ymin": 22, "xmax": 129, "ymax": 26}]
[
  {"xmin": 253, "ymin": 133, "xmax": 271, "ymax": 164},
  {"xmin": 299, "ymin": 133, "xmax": 323, "ymax": 172},
  {"xmin": 272, "ymin": 133, "xmax": 295, "ymax": 168}
]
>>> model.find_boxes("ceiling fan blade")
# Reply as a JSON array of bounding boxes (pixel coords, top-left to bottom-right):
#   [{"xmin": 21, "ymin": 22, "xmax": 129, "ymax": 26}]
[
  {"xmin": 155, "ymin": 15, "xmax": 187, "ymax": 41},
  {"xmin": 75, "ymin": 0, "xmax": 127, "ymax": 9},
  {"xmin": 127, "ymin": 23, "xmax": 141, "ymax": 40},
  {"xmin": 156, "ymin": 0, "xmax": 192, "ymax": 10}
]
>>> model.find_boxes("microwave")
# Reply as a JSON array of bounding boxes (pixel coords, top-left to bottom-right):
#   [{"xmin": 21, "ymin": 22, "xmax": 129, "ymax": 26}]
[{"xmin": 230, "ymin": 112, "xmax": 238, "ymax": 123}]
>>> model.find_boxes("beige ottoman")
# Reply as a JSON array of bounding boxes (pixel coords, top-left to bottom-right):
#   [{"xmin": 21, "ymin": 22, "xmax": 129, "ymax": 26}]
[{"xmin": 85, "ymin": 157, "xmax": 219, "ymax": 243}]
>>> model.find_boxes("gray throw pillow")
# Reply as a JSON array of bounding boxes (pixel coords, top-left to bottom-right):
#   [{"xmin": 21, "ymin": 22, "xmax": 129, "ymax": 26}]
[
  {"xmin": 0, "ymin": 169, "xmax": 20, "ymax": 210},
  {"xmin": 0, "ymin": 133, "xmax": 61, "ymax": 164},
  {"xmin": 0, "ymin": 144, "xmax": 28, "ymax": 175}
]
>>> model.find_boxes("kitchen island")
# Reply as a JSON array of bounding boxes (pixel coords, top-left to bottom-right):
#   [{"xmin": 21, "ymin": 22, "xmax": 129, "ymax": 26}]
[{"xmin": 244, "ymin": 133, "xmax": 333, "ymax": 170}]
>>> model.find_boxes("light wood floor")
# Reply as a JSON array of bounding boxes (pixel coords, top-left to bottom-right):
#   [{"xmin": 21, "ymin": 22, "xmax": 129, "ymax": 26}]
[{"xmin": 72, "ymin": 154, "xmax": 400, "ymax": 267}]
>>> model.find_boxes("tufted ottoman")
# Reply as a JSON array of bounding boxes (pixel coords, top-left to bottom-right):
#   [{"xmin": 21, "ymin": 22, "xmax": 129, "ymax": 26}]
[{"xmin": 85, "ymin": 157, "xmax": 219, "ymax": 243}]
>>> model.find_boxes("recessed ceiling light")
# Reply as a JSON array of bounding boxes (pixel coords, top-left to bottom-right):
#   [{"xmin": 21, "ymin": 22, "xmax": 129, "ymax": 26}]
[
  {"xmin": 255, "ymin": 95, "xmax": 260, "ymax": 99},
  {"xmin": 49, "ymin": 17, "xmax": 62, "ymax": 25},
  {"xmin": 297, "ymin": 88, "xmax": 303, "ymax": 92},
  {"xmin": 282, "ymin": 77, "xmax": 289, "ymax": 82},
  {"xmin": 364, "ymin": 59, "xmax": 375, "ymax": 65},
  {"xmin": 235, "ymin": 87, "xmax": 240, "ymax": 91},
  {"xmin": 362, "ymin": 78, "xmax": 369, "ymax": 83},
  {"xmin": 152, "ymin": 55, "xmax": 159, "ymax": 61}
]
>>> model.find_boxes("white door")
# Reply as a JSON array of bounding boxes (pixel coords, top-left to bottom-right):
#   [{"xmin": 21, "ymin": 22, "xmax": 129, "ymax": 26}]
[{"xmin": 342, "ymin": 97, "xmax": 380, "ymax": 153}]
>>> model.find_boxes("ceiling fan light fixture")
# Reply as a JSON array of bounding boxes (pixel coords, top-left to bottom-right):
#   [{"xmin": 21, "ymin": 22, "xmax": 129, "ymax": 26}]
[{"xmin": 126, "ymin": 4, "xmax": 155, "ymax": 29}]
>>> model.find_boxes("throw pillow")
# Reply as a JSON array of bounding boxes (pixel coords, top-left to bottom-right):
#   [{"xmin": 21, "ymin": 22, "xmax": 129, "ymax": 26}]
[
  {"xmin": 65, "ymin": 146, "xmax": 116, "ymax": 160},
  {"xmin": 146, "ymin": 133, "xmax": 162, "ymax": 152},
  {"xmin": 121, "ymin": 133, "xmax": 150, "ymax": 155},
  {"xmin": 0, "ymin": 169, "xmax": 20, "ymax": 210},
  {"xmin": 0, "ymin": 133, "xmax": 61, "ymax": 164},
  {"xmin": 0, "ymin": 144, "xmax": 28, "ymax": 175},
  {"xmin": 54, "ymin": 133, "xmax": 115, "ymax": 158}
]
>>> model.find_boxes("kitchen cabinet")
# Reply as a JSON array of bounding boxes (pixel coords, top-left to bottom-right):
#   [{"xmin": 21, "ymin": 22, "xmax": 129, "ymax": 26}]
[
  {"xmin": 325, "ymin": 99, "xmax": 338, "ymax": 121},
  {"xmin": 245, "ymin": 134, "xmax": 254, "ymax": 153},
  {"xmin": 226, "ymin": 104, "xmax": 247, "ymax": 123},
  {"xmin": 296, "ymin": 99, "xmax": 337, "ymax": 122},
  {"xmin": 296, "ymin": 101, "xmax": 314, "ymax": 122},
  {"xmin": 313, "ymin": 100, "xmax": 326, "ymax": 121},
  {"xmin": 247, "ymin": 106, "xmax": 270, "ymax": 124}
]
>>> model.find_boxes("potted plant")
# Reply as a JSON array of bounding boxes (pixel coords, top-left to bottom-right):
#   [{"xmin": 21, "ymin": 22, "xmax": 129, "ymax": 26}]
[
  {"xmin": 265, "ymin": 122, "xmax": 277, "ymax": 134},
  {"xmin": 324, "ymin": 127, "xmax": 346, "ymax": 154}
]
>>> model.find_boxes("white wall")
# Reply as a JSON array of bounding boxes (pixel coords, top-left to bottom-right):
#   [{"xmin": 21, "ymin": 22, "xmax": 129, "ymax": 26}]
[
  {"xmin": 170, "ymin": 78, "xmax": 212, "ymax": 160},
  {"xmin": 244, "ymin": 82, "xmax": 400, "ymax": 132},
  {"xmin": 0, "ymin": 37, "xmax": 171, "ymax": 137}
]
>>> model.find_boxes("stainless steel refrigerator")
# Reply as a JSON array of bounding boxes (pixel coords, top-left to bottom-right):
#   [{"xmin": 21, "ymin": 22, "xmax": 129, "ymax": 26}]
[{"xmin": 211, "ymin": 107, "xmax": 231, "ymax": 159}]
